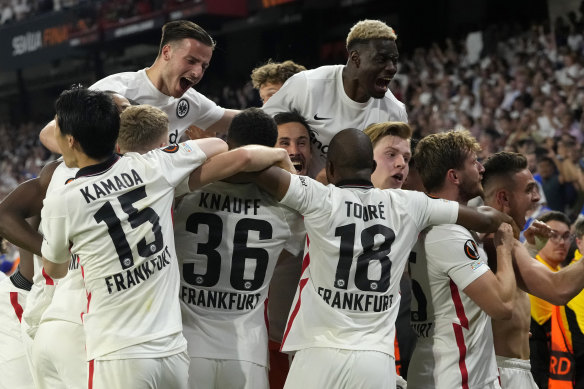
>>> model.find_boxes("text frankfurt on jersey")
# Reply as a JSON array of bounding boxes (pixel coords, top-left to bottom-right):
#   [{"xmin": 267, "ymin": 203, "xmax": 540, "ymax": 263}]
[
  {"xmin": 105, "ymin": 245, "xmax": 171, "ymax": 294},
  {"xmin": 317, "ymin": 287, "xmax": 393, "ymax": 312},
  {"xmin": 80, "ymin": 169, "xmax": 144, "ymax": 204},
  {"xmin": 180, "ymin": 286, "xmax": 262, "ymax": 311}
]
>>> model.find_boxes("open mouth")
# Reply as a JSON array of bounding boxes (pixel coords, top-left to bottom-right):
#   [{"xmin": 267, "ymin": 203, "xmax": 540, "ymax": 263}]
[
  {"xmin": 392, "ymin": 173, "xmax": 403, "ymax": 182},
  {"xmin": 291, "ymin": 159, "xmax": 304, "ymax": 173},
  {"xmin": 375, "ymin": 77, "xmax": 391, "ymax": 92},
  {"xmin": 179, "ymin": 77, "xmax": 196, "ymax": 92}
]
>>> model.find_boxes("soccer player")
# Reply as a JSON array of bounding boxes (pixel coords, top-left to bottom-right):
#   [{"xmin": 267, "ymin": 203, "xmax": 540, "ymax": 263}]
[
  {"xmin": 238, "ymin": 128, "xmax": 513, "ymax": 388},
  {"xmin": 38, "ymin": 88, "xmax": 286, "ymax": 388},
  {"xmin": 263, "ymin": 19, "xmax": 407, "ymax": 178},
  {"xmin": 407, "ymin": 130, "xmax": 517, "ymax": 389},
  {"xmin": 39, "ymin": 20, "xmax": 239, "ymax": 152},
  {"xmin": 481, "ymin": 151, "xmax": 584, "ymax": 388},
  {"xmin": 251, "ymin": 60, "xmax": 307, "ymax": 105},
  {"xmin": 174, "ymin": 108, "xmax": 303, "ymax": 389}
]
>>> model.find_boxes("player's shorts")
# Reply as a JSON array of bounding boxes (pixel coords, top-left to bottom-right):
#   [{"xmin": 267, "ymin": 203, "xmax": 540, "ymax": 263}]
[
  {"xmin": 188, "ymin": 356, "xmax": 268, "ymax": 389},
  {"xmin": 32, "ymin": 320, "xmax": 86, "ymax": 389},
  {"xmin": 284, "ymin": 348, "xmax": 395, "ymax": 389},
  {"xmin": 269, "ymin": 339, "xmax": 292, "ymax": 389},
  {"xmin": 496, "ymin": 355, "xmax": 538, "ymax": 389},
  {"xmin": 0, "ymin": 279, "xmax": 35, "ymax": 389},
  {"xmin": 90, "ymin": 351, "xmax": 190, "ymax": 389}
]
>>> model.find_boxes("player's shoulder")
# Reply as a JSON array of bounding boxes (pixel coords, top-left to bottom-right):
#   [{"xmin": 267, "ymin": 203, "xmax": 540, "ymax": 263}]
[
  {"xmin": 426, "ymin": 223, "xmax": 473, "ymax": 243},
  {"xmin": 90, "ymin": 70, "xmax": 142, "ymax": 91},
  {"xmin": 302, "ymin": 64, "xmax": 341, "ymax": 82}
]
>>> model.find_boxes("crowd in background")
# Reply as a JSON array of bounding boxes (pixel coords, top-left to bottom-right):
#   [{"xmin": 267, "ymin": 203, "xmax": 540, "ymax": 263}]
[{"xmin": 2, "ymin": 5, "xmax": 584, "ymax": 221}]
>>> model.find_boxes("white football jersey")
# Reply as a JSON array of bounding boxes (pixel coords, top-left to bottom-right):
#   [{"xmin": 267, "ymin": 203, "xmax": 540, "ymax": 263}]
[
  {"xmin": 174, "ymin": 181, "xmax": 304, "ymax": 366},
  {"xmin": 41, "ymin": 141, "xmax": 207, "ymax": 360},
  {"xmin": 262, "ymin": 65, "xmax": 408, "ymax": 177},
  {"xmin": 408, "ymin": 224, "xmax": 498, "ymax": 388},
  {"xmin": 22, "ymin": 161, "xmax": 78, "ymax": 336},
  {"xmin": 279, "ymin": 175, "xmax": 458, "ymax": 355},
  {"xmin": 90, "ymin": 69, "xmax": 224, "ymax": 144}
]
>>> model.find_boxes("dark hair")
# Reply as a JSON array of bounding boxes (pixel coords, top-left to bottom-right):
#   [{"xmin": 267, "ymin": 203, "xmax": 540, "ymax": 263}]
[
  {"xmin": 537, "ymin": 210, "xmax": 571, "ymax": 227},
  {"xmin": 55, "ymin": 87, "xmax": 120, "ymax": 159},
  {"xmin": 274, "ymin": 111, "xmax": 312, "ymax": 139},
  {"xmin": 227, "ymin": 108, "xmax": 277, "ymax": 148},
  {"xmin": 158, "ymin": 20, "xmax": 215, "ymax": 55},
  {"xmin": 482, "ymin": 152, "xmax": 528, "ymax": 190}
]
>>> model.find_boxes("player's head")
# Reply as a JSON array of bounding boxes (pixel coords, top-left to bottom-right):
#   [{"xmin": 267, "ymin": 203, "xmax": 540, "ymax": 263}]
[
  {"xmin": 54, "ymin": 87, "xmax": 119, "ymax": 167},
  {"xmin": 415, "ymin": 130, "xmax": 483, "ymax": 202},
  {"xmin": 274, "ymin": 111, "xmax": 312, "ymax": 175},
  {"xmin": 573, "ymin": 218, "xmax": 584, "ymax": 257},
  {"xmin": 537, "ymin": 211, "xmax": 572, "ymax": 268},
  {"xmin": 117, "ymin": 105, "xmax": 169, "ymax": 154},
  {"xmin": 103, "ymin": 90, "xmax": 132, "ymax": 114},
  {"xmin": 156, "ymin": 20, "xmax": 216, "ymax": 98},
  {"xmin": 364, "ymin": 121, "xmax": 411, "ymax": 189},
  {"xmin": 346, "ymin": 19, "xmax": 398, "ymax": 99},
  {"xmin": 482, "ymin": 151, "xmax": 540, "ymax": 229},
  {"xmin": 227, "ymin": 108, "xmax": 278, "ymax": 149},
  {"xmin": 326, "ymin": 128, "xmax": 375, "ymax": 184},
  {"xmin": 250, "ymin": 60, "xmax": 306, "ymax": 104}
]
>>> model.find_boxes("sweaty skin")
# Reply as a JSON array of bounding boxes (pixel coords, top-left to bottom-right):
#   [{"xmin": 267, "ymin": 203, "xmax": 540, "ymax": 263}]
[{"xmin": 491, "ymin": 286, "xmax": 531, "ymax": 359}]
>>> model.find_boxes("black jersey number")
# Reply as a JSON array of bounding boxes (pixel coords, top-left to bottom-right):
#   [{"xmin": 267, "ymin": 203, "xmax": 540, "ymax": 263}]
[
  {"xmin": 334, "ymin": 223, "xmax": 394, "ymax": 292},
  {"xmin": 183, "ymin": 212, "xmax": 272, "ymax": 291},
  {"xmin": 93, "ymin": 186, "xmax": 164, "ymax": 270}
]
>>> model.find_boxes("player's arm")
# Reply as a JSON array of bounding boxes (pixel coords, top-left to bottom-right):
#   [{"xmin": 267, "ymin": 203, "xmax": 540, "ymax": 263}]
[
  {"xmin": 193, "ymin": 137, "xmax": 229, "ymax": 160},
  {"xmin": 0, "ymin": 160, "xmax": 60, "ymax": 256},
  {"xmin": 40, "ymin": 194, "xmax": 72, "ymax": 280},
  {"xmin": 39, "ymin": 119, "xmax": 61, "ymax": 154},
  {"xmin": 456, "ymin": 205, "xmax": 516, "ymax": 234},
  {"xmin": 462, "ymin": 223, "xmax": 516, "ymax": 320},
  {"xmin": 205, "ymin": 109, "xmax": 240, "ymax": 135},
  {"xmin": 188, "ymin": 145, "xmax": 293, "ymax": 191},
  {"xmin": 42, "ymin": 257, "xmax": 69, "ymax": 279},
  {"xmin": 512, "ymin": 242, "xmax": 584, "ymax": 305},
  {"xmin": 247, "ymin": 166, "xmax": 292, "ymax": 201}
]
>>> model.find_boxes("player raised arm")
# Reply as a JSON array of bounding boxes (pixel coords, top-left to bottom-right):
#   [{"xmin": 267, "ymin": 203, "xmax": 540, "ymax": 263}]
[
  {"xmin": 462, "ymin": 223, "xmax": 516, "ymax": 320},
  {"xmin": 456, "ymin": 205, "xmax": 516, "ymax": 234},
  {"xmin": 39, "ymin": 119, "xmax": 60, "ymax": 154},
  {"xmin": 187, "ymin": 145, "xmax": 293, "ymax": 191}
]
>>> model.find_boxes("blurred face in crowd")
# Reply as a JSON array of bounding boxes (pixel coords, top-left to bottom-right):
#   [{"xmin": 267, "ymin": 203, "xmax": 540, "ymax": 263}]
[
  {"xmin": 537, "ymin": 160, "xmax": 555, "ymax": 180},
  {"xmin": 276, "ymin": 121, "xmax": 312, "ymax": 176},
  {"xmin": 354, "ymin": 39, "xmax": 399, "ymax": 100},
  {"xmin": 259, "ymin": 82, "xmax": 283, "ymax": 105},
  {"xmin": 371, "ymin": 134, "xmax": 410, "ymax": 189},
  {"xmin": 160, "ymin": 38, "xmax": 212, "ymax": 98},
  {"xmin": 538, "ymin": 220, "xmax": 571, "ymax": 268},
  {"xmin": 507, "ymin": 169, "xmax": 541, "ymax": 228}
]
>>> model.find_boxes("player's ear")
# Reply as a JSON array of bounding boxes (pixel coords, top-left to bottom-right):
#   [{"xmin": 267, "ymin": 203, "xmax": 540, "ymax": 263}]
[
  {"xmin": 496, "ymin": 189, "xmax": 509, "ymax": 207},
  {"xmin": 350, "ymin": 50, "xmax": 360, "ymax": 67},
  {"xmin": 115, "ymin": 143, "xmax": 121, "ymax": 154},
  {"xmin": 446, "ymin": 169, "xmax": 458, "ymax": 185}
]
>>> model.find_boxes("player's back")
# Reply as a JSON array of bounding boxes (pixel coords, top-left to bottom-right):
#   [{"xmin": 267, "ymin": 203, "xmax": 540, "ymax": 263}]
[
  {"xmin": 41, "ymin": 142, "xmax": 207, "ymax": 360},
  {"xmin": 174, "ymin": 181, "xmax": 303, "ymax": 366},
  {"xmin": 278, "ymin": 176, "xmax": 458, "ymax": 355},
  {"xmin": 408, "ymin": 224, "xmax": 498, "ymax": 388}
]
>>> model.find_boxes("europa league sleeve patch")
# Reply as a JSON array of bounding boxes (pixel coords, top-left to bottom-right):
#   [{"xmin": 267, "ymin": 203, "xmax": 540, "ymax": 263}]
[
  {"xmin": 161, "ymin": 145, "xmax": 179, "ymax": 153},
  {"xmin": 464, "ymin": 239, "xmax": 480, "ymax": 260}
]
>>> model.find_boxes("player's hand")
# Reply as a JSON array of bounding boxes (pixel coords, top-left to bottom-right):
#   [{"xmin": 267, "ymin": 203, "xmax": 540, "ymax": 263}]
[
  {"xmin": 494, "ymin": 223, "xmax": 514, "ymax": 252},
  {"xmin": 275, "ymin": 154, "xmax": 296, "ymax": 174},
  {"xmin": 523, "ymin": 220, "xmax": 552, "ymax": 247},
  {"xmin": 186, "ymin": 125, "xmax": 217, "ymax": 140}
]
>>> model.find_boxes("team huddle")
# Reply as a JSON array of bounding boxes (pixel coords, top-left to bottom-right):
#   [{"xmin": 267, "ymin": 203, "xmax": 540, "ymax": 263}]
[{"xmin": 1, "ymin": 17, "xmax": 584, "ymax": 389}]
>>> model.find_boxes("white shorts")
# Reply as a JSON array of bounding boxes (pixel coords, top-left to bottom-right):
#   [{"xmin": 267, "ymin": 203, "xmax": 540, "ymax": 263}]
[
  {"xmin": 90, "ymin": 351, "xmax": 190, "ymax": 389},
  {"xmin": 496, "ymin": 356, "xmax": 538, "ymax": 389},
  {"xmin": 188, "ymin": 357, "xmax": 268, "ymax": 389},
  {"xmin": 284, "ymin": 348, "xmax": 395, "ymax": 389},
  {"xmin": 32, "ymin": 320, "xmax": 86, "ymax": 389}
]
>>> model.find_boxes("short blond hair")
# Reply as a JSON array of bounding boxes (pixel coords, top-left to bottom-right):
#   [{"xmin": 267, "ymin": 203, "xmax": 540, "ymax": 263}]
[
  {"xmin": 415, "ymin": 130, "xmax": 480, "ymax": 192},
  {"xmin": 364, "ymin": 122, "xmax": 411, "ymax": 147},
  {"xmin": 346, "ymin": 20, "xmax": 397, "ymax": 50},
  {"xmin": 250, "ymin": 60, "xmax": 306, "ymax": 89},
  {"xmin": 118, "ymin": 105, "xmax": 168, "ymax": 154}
]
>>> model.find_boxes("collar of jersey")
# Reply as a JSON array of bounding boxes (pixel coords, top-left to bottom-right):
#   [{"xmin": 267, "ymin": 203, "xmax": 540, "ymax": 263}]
[
  {"xmin": 336, "ymin": 179, "xmax": 374, "ymax": 189},
  {"xmin": 75, "ymin": 154, "xmax": 121, "ymax": 179}
]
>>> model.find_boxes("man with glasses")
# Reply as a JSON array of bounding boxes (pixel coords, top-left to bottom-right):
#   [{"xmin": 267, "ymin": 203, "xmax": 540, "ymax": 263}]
[{"xmin": 530, "ymin": 211, "xmax": 574, "ymax": 388}]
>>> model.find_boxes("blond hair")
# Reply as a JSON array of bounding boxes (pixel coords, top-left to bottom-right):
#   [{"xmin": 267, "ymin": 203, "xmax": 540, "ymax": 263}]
[
  {"xmin": 118, "ymin": 105, "xmax": 168, "ymax": 154},
  {"xmin": 346, "ymin": 20, "xmax": 397, "ymax": 50},
  {"xmin": 414, "ymin": 130, "xmax": 481, "ymax": 192},
  {"xmin": 364, "ymin": 122, "xmax": 411, "ymax": 147},
  {"xmin": 250, "ymin": 60, "xmax": 306, "ymax": 89}
]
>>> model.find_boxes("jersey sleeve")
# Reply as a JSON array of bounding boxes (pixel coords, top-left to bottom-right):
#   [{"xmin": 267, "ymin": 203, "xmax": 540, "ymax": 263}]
[
  {"xmin": 281, "ymin": 205, "xmax": 305, "ymax": 256},
  {"xmin": 40, "ymin": 193, "xmax": 72, "ymax": 264},
  {"xmin": 188, "ymin": 90, "xmax": 225, "ymax": 130},
  {"xmin": 89, "ymin": 75, "xmax": 129, "ymax": 95},
  {"xmin": 261, "ymin": 72, "xmax": 308, "ymax": 117},
  {"xmin": 279, "ymin": 174, "xmax": 330, "ymax": 218},
  {"xmin": 400, "ymin": 190, "xmax": 459, "ymax": 230},
  {"xmin": 148, "ymin": 140, "xmax": 208, "ymax": 188},
  {"xmin": 426, "ymin": 226, "xmax": 490, "ymax": 291}
]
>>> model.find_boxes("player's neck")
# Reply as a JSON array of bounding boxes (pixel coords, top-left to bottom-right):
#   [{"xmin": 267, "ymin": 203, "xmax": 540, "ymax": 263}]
[
  {"xmin": 145, "ymin": 64, "xmax": 166, "ymax": 95},
  {"xmin": 75, "ymin": 152, "xmax": 115, "ymax": 170},
  {"xmin": 429, "ymin": 187, "xmax": 464, "ymax": 204}
]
